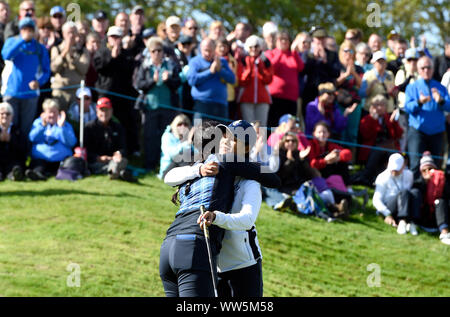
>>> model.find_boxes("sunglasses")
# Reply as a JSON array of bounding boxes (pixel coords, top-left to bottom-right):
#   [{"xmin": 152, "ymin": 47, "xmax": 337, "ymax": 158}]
[
  {"xmin": 0, "ymin": 112, "xmax": 11, "ymax": 116},
  {"xmin": 22, "ymin": 8, "xmax": 35, "ymax": 12},
  {"xmin": 188, "ymin": 26, "xmax": 198, "ymax": 30},
  {"xmin": 177, "ymin": 122, "xmax": 189, "ymax": 126},
  {"xmin": 53, "ymin": 14, "xmax": 64, "ymax": 19},
  {"xmin": 343, "ymin": 49, "xmax": 354, "ymax": 54}
]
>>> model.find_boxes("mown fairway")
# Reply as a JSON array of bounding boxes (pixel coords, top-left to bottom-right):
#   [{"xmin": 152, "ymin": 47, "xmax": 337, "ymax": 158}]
[{"xmin": 0, "ymin": 175, "xmax": 448, "ymax": 296}]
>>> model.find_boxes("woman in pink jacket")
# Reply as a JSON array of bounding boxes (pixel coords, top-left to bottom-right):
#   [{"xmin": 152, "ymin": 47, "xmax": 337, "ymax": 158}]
[
  {"xmin": 237, "ymin": 35, "xmax": 273, "ymax": 126},
  {"xmin": 265, "ymin": 30, "xmax": 304, "ymax": 128}
]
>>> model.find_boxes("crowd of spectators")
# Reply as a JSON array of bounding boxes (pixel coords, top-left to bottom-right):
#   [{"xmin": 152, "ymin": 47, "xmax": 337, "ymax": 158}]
[{"xmin": 0, "ymin": 1, "xmax": 449, "ymax": 244}]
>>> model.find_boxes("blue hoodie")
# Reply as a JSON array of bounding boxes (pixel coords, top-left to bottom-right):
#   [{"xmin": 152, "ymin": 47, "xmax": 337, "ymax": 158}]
[
  {"xmin": 29, "ymin": 118, "xmax": 77, "ymax": 162},
  {"xmin": 187, "ymin": 55, "xmax": 235, "ymax": 106},
  {"xmin": 1, "ymin": 36, "xmax": 51, "ymax": 99},
  {"xmin": 404, "ymin": 78, "xmax": 450, "ymax": 135}
]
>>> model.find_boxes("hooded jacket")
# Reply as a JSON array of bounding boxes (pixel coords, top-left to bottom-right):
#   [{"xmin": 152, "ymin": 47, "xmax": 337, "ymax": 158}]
[{"xmin": 1, "ymin": 36, "xmax": 50, "ymax": 99}]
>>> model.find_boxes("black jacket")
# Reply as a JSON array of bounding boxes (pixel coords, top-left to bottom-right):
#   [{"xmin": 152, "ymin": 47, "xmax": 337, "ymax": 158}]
[
  {"xmin": 277, "ymin": 149, "xmax": 317, "ymax": 194},
  {"xmin": 84, "ymin": 119, "xmax": 127, "ymax": 164},
  {"xmin": 134, "ymin": 57, "xmax": 181, "ymax": 108},
  {"xmin": 93, "ymin": 46, "xmax": 137, "ymax": 96},
  {"xmin": 0, "ymin": 124, "xmax": 26, "ymax": 169},
  {"xmin": 433, "ymin": 55, "xmax": 450, "ymax": 82},
  {"xmin": 302, "ymin": 49, "xmax": 341, "ymax": 103}
]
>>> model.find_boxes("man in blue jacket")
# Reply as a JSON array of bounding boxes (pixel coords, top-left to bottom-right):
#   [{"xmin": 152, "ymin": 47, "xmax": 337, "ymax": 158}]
[
  {"xmin": 187, "ymin": 38, "xmax": 235, "ymax": 122},
  {"xmin": 404, "ymin": 56, "xmax": 450, "ymax": 177},
  {"xmin": 1, "ymin": 17, "xmax": 51, "ymax": 140}
]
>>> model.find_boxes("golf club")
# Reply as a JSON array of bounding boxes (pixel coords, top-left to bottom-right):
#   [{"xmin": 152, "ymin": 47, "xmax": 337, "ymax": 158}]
[{"xmin": 200, "ymin": 205, "xmax": 218, "ymax": 297}]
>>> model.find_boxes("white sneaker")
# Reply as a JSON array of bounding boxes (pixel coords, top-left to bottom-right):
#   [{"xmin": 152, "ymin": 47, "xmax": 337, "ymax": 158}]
[
  {"xmin": 397, "ymin": 220, "xmax": 407, "ymax": 235},
  {"xmin": 409, "ymin": 223, "xmax": 418, "ymax": 236},
  {"xmin": 439, "ymin": 232, "xmax": 450, "ymax": 245}
]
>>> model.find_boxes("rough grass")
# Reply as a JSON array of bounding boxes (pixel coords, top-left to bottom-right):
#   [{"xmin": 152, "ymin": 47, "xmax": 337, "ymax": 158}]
[{"xmin": 0, "ymin": 174, "xmax": 448, "ymax": 297}]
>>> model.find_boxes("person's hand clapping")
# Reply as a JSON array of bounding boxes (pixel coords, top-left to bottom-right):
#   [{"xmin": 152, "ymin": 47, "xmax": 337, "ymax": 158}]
[
  {"xmin": 153, "ymin": 69, "xmax": 159, "ymax": 82},
  {"xmin": 431, "ymin": 88, "xmax": 443, "ymax": 104},
  {"xmin": 29, "ymin": 80, "xmax": 39, "ymax": 90},
  {"xmin": 57, "ymin": 111, "xmax": 66, "ymax": 127},
  {"xmin": 419, "ymin": 92, "xmax": 431, "ymax": 104},
  {"xmin": 344, "ymin": 102, "xmax": 358, "ymax": 117},
  {"xmin": 161, "ymin": 70, "xmax": 169, "ymax": 82},
  {"xmin": 40, "ymin": 112, "xmax": 48, "ymax": 126},
  {"xmin": 325, "ymin": 149, "xmax": 340, "ymax": 164},
  {"xmin": 299, "ymin": 146, "xmax": 311, "ymax": 160}
]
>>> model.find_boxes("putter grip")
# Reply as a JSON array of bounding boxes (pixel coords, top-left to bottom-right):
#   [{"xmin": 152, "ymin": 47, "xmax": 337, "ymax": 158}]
[{"xmin": 200, "ymin": 205, "xmax": 210, "ymax": 238}]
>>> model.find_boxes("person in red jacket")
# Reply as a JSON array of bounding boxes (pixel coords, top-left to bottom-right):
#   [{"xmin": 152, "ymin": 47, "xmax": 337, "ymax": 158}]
[
  {"xmin": 309, "ymin": 121, "xmax": 353, "ymax": 186},
  {"xmin": 237, "ymin": 35, "xmax": 273, "ymax": 126},
  {"xmin": 265, "ymin": 30, "xmax": 304, "ymax": 127},
  {"xmin": 351, "ymin": 94, "xmax": 403, "ymax": 187}
]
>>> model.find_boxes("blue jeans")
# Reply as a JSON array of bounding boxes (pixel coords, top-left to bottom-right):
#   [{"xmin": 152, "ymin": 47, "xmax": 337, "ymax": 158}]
[
  {"xmin": 262, "ymin": 186, "xmax": 286, "ymax": 208},
  {"xmin": 193, "ymin": 100, "xmax": 228, "ymax": 123},
  {"xmin": 407, "ymin": 127, "xmax": 443, "ymax": 178},
  {"xmin": 5, "ymin": 96, "xmax": 38, "ymax": 139}
]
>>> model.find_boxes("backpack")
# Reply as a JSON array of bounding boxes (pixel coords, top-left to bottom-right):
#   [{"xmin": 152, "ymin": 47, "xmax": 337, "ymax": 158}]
[
  {"xmin": 293, "ymin": 181, "xmax": 330, "ymax": 218},
  {"xmin": 55, "ymin": 156, "xmax": 90, "ymax": 181}
]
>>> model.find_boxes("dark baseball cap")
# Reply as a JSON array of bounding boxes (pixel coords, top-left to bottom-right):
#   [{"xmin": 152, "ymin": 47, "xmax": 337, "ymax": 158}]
[
  {"xmin": 94, "ymin": 10, "xmax": 108, "ymax": 20},
  {"xmin": 178, "ymin": 34, "xmax": 193, "ymax": 44},
  {"xmin": 216, "ymin": 120, "xmax": 257, "ymax": 147},
  {"xmin": 142, "ymin": 27, "xmax": 156, "ymax": 39}
]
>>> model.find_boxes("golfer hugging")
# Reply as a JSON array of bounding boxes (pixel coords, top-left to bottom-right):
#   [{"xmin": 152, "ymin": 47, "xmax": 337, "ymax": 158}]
[{"xmin": 160, "ymin": 120, "xmax": 281, "ymax": 297}]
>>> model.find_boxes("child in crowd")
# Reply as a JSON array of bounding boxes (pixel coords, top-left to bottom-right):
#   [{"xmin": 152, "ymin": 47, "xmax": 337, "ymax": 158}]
[{"xmin": 309, "ymin": 121, "xmax": 352, "ymax": 186}]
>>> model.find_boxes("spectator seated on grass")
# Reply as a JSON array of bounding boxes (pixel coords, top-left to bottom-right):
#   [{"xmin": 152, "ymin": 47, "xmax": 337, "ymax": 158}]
[
  {"xmin": 309, "ymin": 121, "xmax": 352, "ymax": 186},
  {"xmin": 26, "ymin": 98, "xmax": 77, "ymax": 181},
  {"xmin": 372, "ymin": 153, "xmax": 420, "ymax": 236},
  {"xmin": 411, "ymin": 152, "xmax": 450, "ymax": 245},
  {"xmin": 262, "ymin": 132, "xmax": 348, "ymax": 219},
  {"xmin": 67, "ymin": 87, "xmax": 97, "ymax": 137},
  {"xmin": 158, "ymin": 114, "xmax": 195, "ymax": 180},
  {"xmin": 351, "ymin": 94, "xmax": 403, "ymax": 187},
  {"xmin": 0, "ymin": 102, "xmax": 26, "ymax": 181},
  {"xmin": 267, "ymin": 114, "xmax": 309, "ymax": 152},
  {"xmin": 84, "ymin": 97, "xmax": 136, "ymax": 183}
]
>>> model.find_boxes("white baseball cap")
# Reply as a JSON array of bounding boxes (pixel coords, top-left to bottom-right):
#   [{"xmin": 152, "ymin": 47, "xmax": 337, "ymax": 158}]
[
  {"xmin": 107, "ymin": 26, "xmax": 124, "ymax": 37},
  {"xmin": 76, "ymin": 87, "xmax": 92, "ymax": 99},
  {"xmin": 387, "ymin": 153, "xmax": 405, "ymax": 172},
  {"xmin": 166, "ymin": 16, "xmax": 181, "ymax": 28},
  {"xmin": 371, "ymin": 50, "xmax": 386, "ymax": 64}
]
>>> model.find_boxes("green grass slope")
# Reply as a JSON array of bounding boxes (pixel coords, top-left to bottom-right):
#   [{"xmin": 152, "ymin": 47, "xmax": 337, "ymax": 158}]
[{"xmin": 0, "ymin": 175, "xmax": 448, "ymax": 297}]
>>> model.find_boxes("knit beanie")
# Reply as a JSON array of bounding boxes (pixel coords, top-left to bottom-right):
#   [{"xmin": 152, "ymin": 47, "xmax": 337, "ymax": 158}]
[{"xmin": 419, "ymin": 151, "xmax": 437, "ymax": 171}]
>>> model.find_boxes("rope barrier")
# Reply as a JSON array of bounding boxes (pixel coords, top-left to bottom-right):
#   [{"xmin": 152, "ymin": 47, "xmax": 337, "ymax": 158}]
[{"xmin": 9, "ymin": 83, "xmax": 446, "ymax": 161}]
